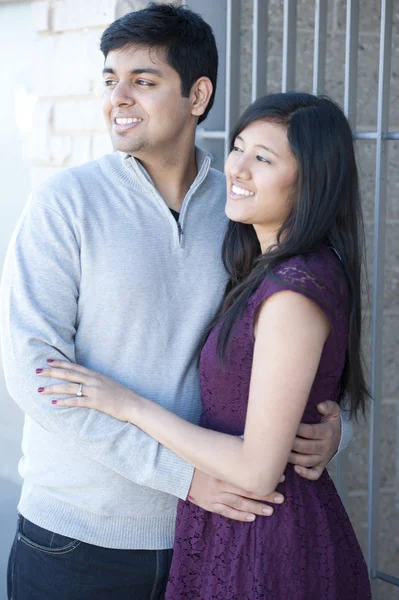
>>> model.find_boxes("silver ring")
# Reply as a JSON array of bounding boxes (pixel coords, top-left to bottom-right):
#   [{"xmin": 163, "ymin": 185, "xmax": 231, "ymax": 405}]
[{"xmin": 76, "ymin": 383, "xmax": 83, "ymax": 397}]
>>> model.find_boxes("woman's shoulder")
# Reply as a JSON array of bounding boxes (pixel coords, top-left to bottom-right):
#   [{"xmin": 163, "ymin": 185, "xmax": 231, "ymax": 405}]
[
  {"xmin": 250, "ymin": 246, "xmax": 347, "ymax": 310},
  {"xmin": 275, "ymin": 246, "xmax": 343, "ymax": 290}
]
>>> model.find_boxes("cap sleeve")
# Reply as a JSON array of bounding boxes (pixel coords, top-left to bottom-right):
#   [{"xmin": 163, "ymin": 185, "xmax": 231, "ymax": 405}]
[{"xmin": 248, "ymin": 248, "xmax": 348, "ymax": 331}]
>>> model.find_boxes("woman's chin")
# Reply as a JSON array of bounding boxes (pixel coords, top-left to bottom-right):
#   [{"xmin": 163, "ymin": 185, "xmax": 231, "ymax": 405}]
[{"xmin": 225, "ymin": 204, "xmax": 251, "ymax": 224}]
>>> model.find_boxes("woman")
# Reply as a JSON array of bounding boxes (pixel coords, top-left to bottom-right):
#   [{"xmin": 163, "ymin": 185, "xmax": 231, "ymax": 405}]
[{"xmin": 37, "ymin": 93, "xmax": 371, "ymax": 598}]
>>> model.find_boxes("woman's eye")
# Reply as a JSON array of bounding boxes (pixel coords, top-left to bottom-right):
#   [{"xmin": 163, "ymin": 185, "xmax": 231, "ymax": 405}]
[
  {"xmin": 232, "ymin": 145, "xmax": 243, "ymax": 153},
  {"xmin": 257, "ymin": 155, "xmax": 271, "ymax": 164}
]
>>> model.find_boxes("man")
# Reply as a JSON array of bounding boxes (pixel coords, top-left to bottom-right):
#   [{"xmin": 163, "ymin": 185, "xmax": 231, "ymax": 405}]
[{"xmin": 1, "ymin": 4, "xmax": 351, "ymax": 599}]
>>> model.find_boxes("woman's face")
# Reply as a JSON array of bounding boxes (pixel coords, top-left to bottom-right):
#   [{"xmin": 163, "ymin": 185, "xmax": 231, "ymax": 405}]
[{"xmin": 224, "ymin": 119, "xmax": 298, "ymax": 250}]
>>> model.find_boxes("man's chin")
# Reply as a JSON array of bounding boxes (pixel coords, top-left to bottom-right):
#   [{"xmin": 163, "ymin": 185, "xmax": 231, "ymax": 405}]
[{"xmin": 111, "ymin": 135, "xmax": 148, "ymax": 155}]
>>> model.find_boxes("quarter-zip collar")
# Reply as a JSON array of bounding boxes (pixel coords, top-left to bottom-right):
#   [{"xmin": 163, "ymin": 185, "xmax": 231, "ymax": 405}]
[
  {"xmin": 121, "ymin": 148, "xmax": 213, "ymax": 248},
  {"xmin": 121, "ymin": 147, "xmax": 212, "ymax": 194}
]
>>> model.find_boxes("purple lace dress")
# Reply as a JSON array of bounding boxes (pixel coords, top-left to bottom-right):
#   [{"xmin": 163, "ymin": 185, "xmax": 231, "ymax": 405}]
[{"xmin": 166, "ymin": 247, "xmax": 371, "ymax": 599}]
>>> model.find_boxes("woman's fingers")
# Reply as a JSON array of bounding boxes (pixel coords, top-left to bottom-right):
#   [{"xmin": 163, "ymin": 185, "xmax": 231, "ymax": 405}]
[
  {"xmin": 52, "ymin": 396, "xmax": 93, "ymax": 408},
  {"xmin": 37, "ymin": 367, "xmax": 93, "ymax": 384},
  {"xmin": 38, "ymin": 382, "xmax": 83, "ymax": 396},
  {"xmin": 43, "ymin": 359, "xmax": 97, "ymax": 376}
]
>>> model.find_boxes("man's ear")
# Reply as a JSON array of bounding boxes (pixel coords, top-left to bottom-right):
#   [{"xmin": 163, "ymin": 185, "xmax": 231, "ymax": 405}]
[{"xmin": 190, "ymin": 77, "xmax": 213, "ymax": 119}]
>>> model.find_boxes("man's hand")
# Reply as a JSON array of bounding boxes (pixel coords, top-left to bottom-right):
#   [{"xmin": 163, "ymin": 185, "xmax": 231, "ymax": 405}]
[
  {"xmin": 187, "ymin": 469, "xmax": 285, "ymax": 522},
  {"xmin": 289, "ymin": 400, "xmax": 341, "ymax": 481}
]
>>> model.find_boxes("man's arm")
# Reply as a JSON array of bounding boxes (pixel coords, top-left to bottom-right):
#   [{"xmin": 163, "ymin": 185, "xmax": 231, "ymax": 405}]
[
  {"xmin": 289, "ymin": 400, "xmax": 353, "ymax": 480},
  {"xmin": 0, "ymin": 193, "xmax": 193, "ymax": 499}
]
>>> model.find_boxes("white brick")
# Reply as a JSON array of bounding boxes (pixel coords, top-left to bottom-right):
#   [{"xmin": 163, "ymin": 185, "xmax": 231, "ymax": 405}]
[
  {"xmin": 30, "ymin": 166, "xmax": 63, "ymax": 191},
  {"xmin": 92, "ymin": 133, "xmax": 113, "ymax": 159},
  {"xmin": 33, "ymin": 30, "xmax": 105, "ymax": 97},
  {"xmin": 115, "ymin": 0, "xmax": 148, "ymax": 18},
  {"xmin": 53, "ymin": 0, "xmax": 116, "ymax": 32},
  {"xmin": 54, "ymin": 98, "xmax": 106, "ymax": 133},
  {"xmin": 70, "ymin": 136, "xmax": 92, "ymax": 166},
  {"xmin": 33, "ymin": 35, "xmax": 56, "ymax": 97},
  {"xmin": 31, "ymin": 100, "xmax": 53, "ymax": 162},
  {"xmin": 49, "ymin": 135, "xmax": 92, "ymax": 167},
  {"xmin": 32, "ymin": 1, "xmax": 50, "ymax": 32},
  {"xmin": 49, "ymin": 136, "xmax": 73, "ymax": 165}
]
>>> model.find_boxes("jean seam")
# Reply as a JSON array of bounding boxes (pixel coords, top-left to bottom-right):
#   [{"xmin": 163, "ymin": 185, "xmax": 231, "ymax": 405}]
[
  {"xmin": 49, "ymin": 532, "xmax": 55, "ymax": 548},
  {"xmin": 149, "ymin": 550, "xmax": 161, "ymax": 600},
  {"xmin": 18, "ymin": 535, "xmax": 82, "ymax": 555}
]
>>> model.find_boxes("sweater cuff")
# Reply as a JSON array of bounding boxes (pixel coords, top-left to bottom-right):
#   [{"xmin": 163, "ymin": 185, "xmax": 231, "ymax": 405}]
[
  {"xmin": 151, "ymin": 446, "xmax": 194, "ymax": 500},
  {"xmin": 336, "ymin": 408, "xmax": 353, "ymax": 456}
]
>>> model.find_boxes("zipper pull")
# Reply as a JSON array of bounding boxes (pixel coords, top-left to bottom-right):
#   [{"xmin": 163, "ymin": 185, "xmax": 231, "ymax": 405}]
[{"xmin": 177, "ymin": 222, "xmax": 184, "ymax": 244}]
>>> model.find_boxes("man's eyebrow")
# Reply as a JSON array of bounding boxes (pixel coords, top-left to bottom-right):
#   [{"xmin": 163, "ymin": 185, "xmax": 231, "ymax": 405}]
[
  {"xmin": 236, "ymin": 135, "xmax": 280, "ymax": 157},
  {"xmin": 102, "ymin": 67, "xmax": 164, "ymax": 77}
]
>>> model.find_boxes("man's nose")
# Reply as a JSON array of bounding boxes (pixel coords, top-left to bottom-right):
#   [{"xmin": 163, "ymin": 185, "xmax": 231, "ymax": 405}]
[{"xmin": 110, "ymin": 82, "xmax": 135, "ymax": 107}]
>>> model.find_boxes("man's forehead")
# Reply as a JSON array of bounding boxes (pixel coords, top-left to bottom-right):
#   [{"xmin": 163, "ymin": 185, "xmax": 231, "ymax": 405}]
[{"xmin": 104, "ymin": 44, "xmax": 169, "ymax": 69}]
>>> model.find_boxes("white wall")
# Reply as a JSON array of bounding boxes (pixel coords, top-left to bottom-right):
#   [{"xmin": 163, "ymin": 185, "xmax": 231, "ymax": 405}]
[{"xmin": 0, "ymin": 1, "xmax": 35, "ymax": 483}]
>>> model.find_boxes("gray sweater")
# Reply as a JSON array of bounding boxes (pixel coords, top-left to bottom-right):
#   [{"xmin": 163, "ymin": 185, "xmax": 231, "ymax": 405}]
[
  {"xmin": 1, "ymin": 149, "xmax": 229, "ymax": 549},
  {"xmin": 1, "ymin": 148, "xmax": 352, "ymax": 550}
]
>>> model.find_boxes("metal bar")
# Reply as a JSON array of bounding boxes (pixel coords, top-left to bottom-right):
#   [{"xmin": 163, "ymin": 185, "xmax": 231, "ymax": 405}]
[
  {"xmin": 182, "ymin": 0, "xmax": 227, "ymax": 170},
  {"xmin": 282, "ymin": 0, "xmax": 297, "ymax": 92},
  {"xmin": 225, "ymin": 0, "xmax": 241, "ymax": 158},
  {"xmin": 196, "ymin": 130, "xmax": 228, "ymax": 140},
  {"xmin": 368, "ymin": 1, "xmax": 393, "ymax": 597},
  {"xmin": 335, "ymin": 0, "xmax": 360, "ymax": 508},
  {"xmin": 312, "ymin": 0, "xmax": 327, "ymax": 95},
  {"xmin": 373, "ymin": 571, "xmax": 399, "ymax": 587},
  {"xmin": 344, "ymin": 0, "xmax": 360, "ymax": 126},
  {"xmin": 353, "ymin": 131, "xmax": 399, "ymax": 140},
  {"xmin": 252, "ymin": 0, "xmax": 268, "ymax": 101}
]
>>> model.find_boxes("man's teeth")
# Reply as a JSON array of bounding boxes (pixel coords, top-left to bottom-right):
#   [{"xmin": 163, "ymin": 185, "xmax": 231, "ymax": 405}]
[
  {"xmin": 115, "ymin": 118, "xmax": 142, "ymax": 125},
  {"xmin": 232, "ymin": 184, "xmax": 254, "ymax": 197}
]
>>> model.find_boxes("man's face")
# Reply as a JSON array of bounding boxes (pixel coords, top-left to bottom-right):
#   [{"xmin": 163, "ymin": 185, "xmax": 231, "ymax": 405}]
[{"xmin": 102, "ymin": 45, "xmax": 194, "ymax": 159}]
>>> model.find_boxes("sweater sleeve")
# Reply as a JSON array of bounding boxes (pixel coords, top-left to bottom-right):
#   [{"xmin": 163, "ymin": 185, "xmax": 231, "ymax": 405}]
[
  {"xmin": 336, "ymin": 401, "xmax": 353, "ymax": 455},
  {"xmin": 0, "ymin": 194, "xmax": 193, "ymax": 500}
]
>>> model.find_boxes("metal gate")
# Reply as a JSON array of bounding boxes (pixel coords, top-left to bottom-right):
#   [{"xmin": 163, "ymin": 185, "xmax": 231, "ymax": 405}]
[{"xmin": 182, "ymin": 0, "xmax": 399, "ymax": 596}]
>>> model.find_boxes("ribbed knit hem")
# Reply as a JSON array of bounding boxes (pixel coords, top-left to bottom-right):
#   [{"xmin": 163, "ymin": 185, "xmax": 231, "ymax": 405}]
[
  {"xmin": 19, "ymin": 493, "xmax": 177, "ymax": 550},
  {"xmin": 152, "ymin": 446, "xmax": 195, "ymax": 501}
]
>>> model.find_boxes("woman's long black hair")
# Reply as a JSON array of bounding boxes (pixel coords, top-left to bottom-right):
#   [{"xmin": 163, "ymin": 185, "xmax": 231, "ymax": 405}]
[{"xmin": 204, "ymin": 92, "xmax": 369, "ymax": 419}]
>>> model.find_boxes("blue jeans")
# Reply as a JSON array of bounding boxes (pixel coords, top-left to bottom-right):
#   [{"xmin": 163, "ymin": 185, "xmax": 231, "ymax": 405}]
[{"xmin": 7, "ymin": 515, "xmax": 173, "ymax": 599}]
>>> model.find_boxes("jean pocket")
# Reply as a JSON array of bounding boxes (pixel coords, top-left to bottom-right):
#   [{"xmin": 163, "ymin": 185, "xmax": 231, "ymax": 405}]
[{"xmin": 18, "ymin": 516, "xmax": 82, "ymax": 555}]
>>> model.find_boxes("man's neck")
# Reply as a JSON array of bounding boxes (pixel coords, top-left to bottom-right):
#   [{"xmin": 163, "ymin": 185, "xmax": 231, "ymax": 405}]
[{"xmin": 136, "ymin": 146, "xmax": 198, "ymax": 212}]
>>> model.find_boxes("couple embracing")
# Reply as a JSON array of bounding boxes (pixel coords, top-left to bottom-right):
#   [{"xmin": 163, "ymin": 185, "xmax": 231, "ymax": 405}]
[{"xmin": 1, "ymin": 3, "xmax": 371, "ymax": 599}]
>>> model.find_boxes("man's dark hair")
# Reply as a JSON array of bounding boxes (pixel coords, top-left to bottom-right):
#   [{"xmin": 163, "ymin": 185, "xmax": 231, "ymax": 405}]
[{"xmin": 100, "ymin": 3, "xmax": 218, "ymax": 124}]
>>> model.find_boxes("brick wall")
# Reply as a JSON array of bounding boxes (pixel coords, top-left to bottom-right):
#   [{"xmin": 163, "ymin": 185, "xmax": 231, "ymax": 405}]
[{"xmin": 30, "ymin": 0, "xmax": 118, "ymax": 189}]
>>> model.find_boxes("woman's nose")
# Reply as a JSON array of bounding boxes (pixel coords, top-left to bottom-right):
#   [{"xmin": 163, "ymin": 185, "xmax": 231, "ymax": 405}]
[{"xmin": 230, "ymin": 158, "xmax": 251, "ymax": 181}]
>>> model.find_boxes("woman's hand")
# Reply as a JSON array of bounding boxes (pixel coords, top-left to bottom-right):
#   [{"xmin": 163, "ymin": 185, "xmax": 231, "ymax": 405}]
[{"xmin": 37, "ymin": 359, "xmax": 139, "ymax": 422}]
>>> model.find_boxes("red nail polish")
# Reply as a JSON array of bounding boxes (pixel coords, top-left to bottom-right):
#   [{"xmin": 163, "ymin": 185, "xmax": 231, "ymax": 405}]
[
  {"xmin": 47, "ymin": 359, "xmax": 54, "ymax": 363},
  {"xmin": 38, "ymin": 387, "xmax": 44, "ymax": 393},
  {"xmin": 51, "ymin": 400, "xmax": 57, "ymax": 405},
  {"xmin": 36, "ymin": 369, "xmax": 43, "ymax": 374}
]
